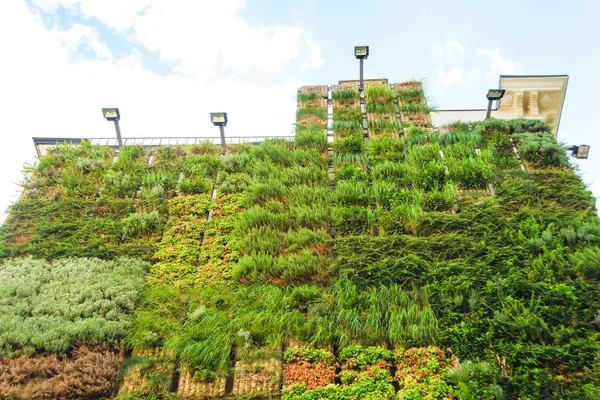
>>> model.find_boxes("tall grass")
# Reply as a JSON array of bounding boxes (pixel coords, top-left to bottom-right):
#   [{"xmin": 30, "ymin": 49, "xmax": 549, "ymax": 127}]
[
  {"xmin": 366, "ymin": 85, "xmax": 395, "ymax": 104},
  {"xmin": 297, "ymin": 107, "xmax": 327, "ymax": 121},
  {"xmin": 297, "ymin": 92, "xmax": 321, "ymax": 102},
  {"xmin": 397, "ymin": 87, "xmax": 425, "ymax": 101},
  {"xmin": 401, "ymin": 102, "xmax": 432, "ymax": 113},
  {"xmin": 332, "ymin": 90, "xmax": 360, "ymax": 100},
  {"xmin": 333, "ymin": 278, "xmax": 438, "ymax": 347},
  {"xmin": 335, "ymin": 180, "xmax": 372, "ymax": 206}
]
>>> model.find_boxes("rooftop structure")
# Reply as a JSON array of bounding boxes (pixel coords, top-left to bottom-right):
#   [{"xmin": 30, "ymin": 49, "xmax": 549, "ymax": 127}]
[{"xmin": 432, "ymin": 75, "xmax": 569, "ymax": 136}]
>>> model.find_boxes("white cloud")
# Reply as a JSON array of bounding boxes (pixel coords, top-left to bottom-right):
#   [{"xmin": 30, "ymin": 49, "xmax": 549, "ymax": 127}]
[
  {"xmin": 431, "ymin": 39, "xmax": 464, "ymax": 58},
  {"xmin": 431, "ymin": 44, "xmax": 444, "ymax": 57},
  {"xmin": 436, "ymin": 66, "xmax": 463, "ymax": 87},
  {"xmin": 301, "ymin": 39, "xmax": 325, "ymax": 71},
  {"xmin": 131, "ymin": 1, "xmax": 303, "ymax": 75},
  {"xmin": 30, "ymin": 0, "xmax": 152, "ymax": 31},
  {"xmin": 0, "ymin": 1, "xmax": 311, "ymax": 221},
  {"xmin": 52, "ymin": 24, "xmax": 112, "ymax": 59},
  {"xmin": 477, "ymin": 48, "xmax": 523, "ymax": 76},
  {"xmin": 31, "ymin": 0, "xmax": 306, "ymax": 76},
  {"xmin": 446, "ymin": 39, "xmax": 464, "ymax": 57}
]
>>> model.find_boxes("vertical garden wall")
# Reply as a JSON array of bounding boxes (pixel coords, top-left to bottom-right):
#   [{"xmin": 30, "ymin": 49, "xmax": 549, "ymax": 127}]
[{"xmin": 1, "ymin": 79, "xmax": 600, "ymax": 399}]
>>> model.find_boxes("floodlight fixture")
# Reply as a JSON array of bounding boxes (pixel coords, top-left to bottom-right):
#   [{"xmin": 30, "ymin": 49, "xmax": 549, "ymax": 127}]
[
  {"xmin": 102, "ymin": 108, "xmax": 123, "ymax": 148},
  {"xmin": 570, "ymin": 145, "xmax": 590, "ymax": 159},
  {"xmin": 211, "ymin": 112, "xmax": 228, "ymax": 152},
  {"xmin": 210, "ymin": 112, "xmax": 228, "ymax": 127},
  {"xmin": 354, "ymin": 46, "xmax": 369, "ymax": 60},
  {"xmin": 102, "ymin": 108, "xmax": 120, "ymax": 122},
  {"xmin": 486, "ymin": 89, "xmax": 506, "ymax": 101},
  {"xmin": 485, "ymin": 89, "xmax": 506, "ymax": 119}
]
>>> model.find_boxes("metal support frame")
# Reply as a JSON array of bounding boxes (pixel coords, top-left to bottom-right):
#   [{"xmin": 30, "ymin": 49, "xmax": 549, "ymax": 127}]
[
  {"xmin": 485, "ymin": 99, "xmax": 494, "ymax": 120},
  {"xmin": 359, "ymin": 58, "xmax": 364, "ymax": 89},
  {"xmin": 114, "ymin": 120, "xmax": 123, "ymax": 148}
]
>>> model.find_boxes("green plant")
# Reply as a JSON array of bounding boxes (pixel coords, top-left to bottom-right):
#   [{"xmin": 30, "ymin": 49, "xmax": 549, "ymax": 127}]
[
  {"xmin": 0, "ymin": 257, "xmax": 148, "ymax": 356},
  {"xmin": 297, "ymin": 92, "xmax": 321, "ymax": 102},
  {"xmin": 514, "ymin": 132, "xmax": 569, "ymax": 168},
  {"xmin": 398, "ymin": 87, "xmax": 425, "ymax": 102},
  {"xmin": 366, "ymin": 102, "xmax": 395, "ymax": 114},
  {"xmin": 333, "ymin": 134, "xmax": 363, "ymax": 153},
  {"xmin": 366, "ymin": 85, "xmax": 395, "ymax": 104},
  {"xmin": 401, "ymin": 102, "xmax": 432, "ymax": 113},
  {"xmin": 332, "ymin": 90, "xmax": 360, "ymax": 100},
  {"xmin": 122, "ymin": 211, "xmax": 162, "ymax": 237},
  {"xmin": 297, "ymin": 107, "xmax": 327, "ymax": 122}
]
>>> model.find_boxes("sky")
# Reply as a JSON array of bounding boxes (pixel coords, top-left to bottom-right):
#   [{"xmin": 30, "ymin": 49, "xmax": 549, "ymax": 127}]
[{"xmin": 1, "ymin": 0, "xmax": 599, "ymax": 220}]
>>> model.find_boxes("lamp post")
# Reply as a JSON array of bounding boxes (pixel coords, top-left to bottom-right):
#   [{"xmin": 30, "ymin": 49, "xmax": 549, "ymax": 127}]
[
  {"xmin": 569, "ymin": 145, "xmax": 591, "ymax": 159},
  {"xmin": 354, "ymin": 46, "xmax": 369, "ymax": 89},
  {"xmin": 485, "ymin": 89, "xmax": 505, "ymax": 120},
  {"xmin": 210, "ymin": 112, "xmax": 228, "ymax": 153},
  {"xmin": 101, "ymin": 108, "xmax": 123, "ymax": 148}
]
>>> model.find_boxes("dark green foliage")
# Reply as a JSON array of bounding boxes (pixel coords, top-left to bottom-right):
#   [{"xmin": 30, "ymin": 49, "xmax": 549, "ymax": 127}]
[
  {"xmin": 0, "ymin": 199, "xmax": 167, "ymax": 261},
  {"xmin": 508, "ymin": 118, "xmax": 551, "ymax": 134},
  {"xmin": 333, "ymin": 207, "xmax": 373, "ymax": 235}
]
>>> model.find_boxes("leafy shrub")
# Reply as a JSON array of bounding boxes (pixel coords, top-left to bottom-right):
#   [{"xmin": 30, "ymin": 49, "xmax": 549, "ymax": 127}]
[
  {"xmin": 338, "ymin": 345, "xmax": 393, "ymax": 368},
  {"xmin": 514, "ymin": 132, "xmax": 569, "ymax": 168},
  {"xmin": 178, "ymin": 176, "xmax": 212, "ymax": 195},
  {"xmin": 0, "ymin": 257, "xmax": 148, "ymax": 355},
  {"xmin": 366, "ymin": 136, "xmax": 405, "ymax": 163},
  {"xmin": 284, "ymin": 347, "xmax": 335, "ymax": 364},
  {"xmin": 295, "ymin": 130, "xmax": 328, "ymax": 153},
  {"xmin": 333, "ymin": 134, "xmax": 363, "ymax": 153},
  {"xmin": 448, "ymin": 360, "xmax": 506, "ymax": 400},
  {"xmin": 122, "ymin": 210, "xmax": 162, "ymax": 237},
  {"xmin": 508, "ymin": 118, "xmax": 550, "ymax": 134}
]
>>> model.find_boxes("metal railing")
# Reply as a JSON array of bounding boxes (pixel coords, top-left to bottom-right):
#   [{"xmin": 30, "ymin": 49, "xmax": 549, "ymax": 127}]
[{"xmin": 33, "ymin": 135, "xmax": 296, "ymax": 148}]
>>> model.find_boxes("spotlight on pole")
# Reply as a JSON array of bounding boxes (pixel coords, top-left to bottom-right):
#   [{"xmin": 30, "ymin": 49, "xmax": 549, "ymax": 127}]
[
  {"xmin": 485, "ymin": 89, "xmax": 506, "ymax": 120},
  {"xmin": 210, "ymin": 112, "xmax": 228, "ymax": 153},
  {"xmin": 354, "ymin": 46, "xmax": 369, "ymax": 89},
  {"xmin": 101, "ymin": 108, "xmax": 123, "ymax": 148}
]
